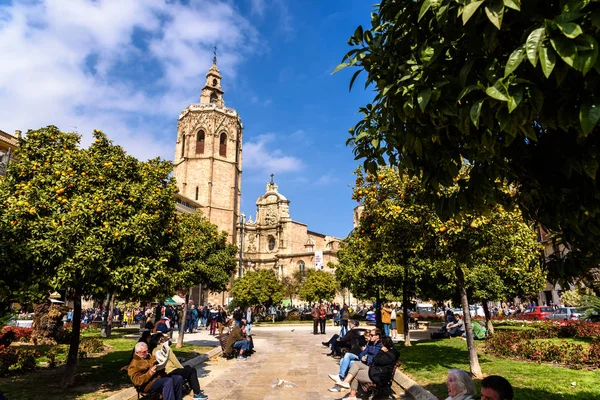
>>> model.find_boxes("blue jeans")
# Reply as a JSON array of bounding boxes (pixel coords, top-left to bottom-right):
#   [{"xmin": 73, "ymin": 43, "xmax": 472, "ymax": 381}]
[
  {"xmin": 201, "ymin": 317, "xmax": 207, "ymax": 327},
  {"xmin": 383, "ymin": 323, "xmax": 391, "ymax": 337},
  {"xmin": 339, "ymin": 352, "xmax": 359, "ymax": 379},
  {"xmin": 148, "ymin": 375, "xmax": 183, "ymax": 400},
  {"xmin": 246, "ymin": 323, "xmax": 252, "ymax": 334},
  {"xmin": 233, "ymin": 339, "xmax": 250, "ymax": 352},
  {"xmin": 340, "ymin": 320, "xmax": 348, "ymax": 337}
]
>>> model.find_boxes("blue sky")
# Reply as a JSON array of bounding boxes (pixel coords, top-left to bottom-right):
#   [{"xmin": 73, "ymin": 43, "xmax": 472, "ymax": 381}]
[{"xmin": 0, "ymin": 0, "xmax": 375, "ymax": 239}]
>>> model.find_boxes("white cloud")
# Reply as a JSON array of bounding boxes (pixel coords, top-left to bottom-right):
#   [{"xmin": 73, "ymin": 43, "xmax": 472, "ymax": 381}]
[
  {"xmin": 243, "ymin": 133, "xmax": 303, "ymax": 173},
  {"xmin": 315, "ymin": 171, "xmax": 339, "ymax": 186},
  {"xmin": 0, "ymin": 0, "xmax": 258, "ymax": 161}
]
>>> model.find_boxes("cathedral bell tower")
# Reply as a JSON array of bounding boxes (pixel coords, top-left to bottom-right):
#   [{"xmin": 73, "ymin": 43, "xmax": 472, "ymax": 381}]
[{"xmin": 173, "ymin": 55, "xmax": 242, "ymax": 243}]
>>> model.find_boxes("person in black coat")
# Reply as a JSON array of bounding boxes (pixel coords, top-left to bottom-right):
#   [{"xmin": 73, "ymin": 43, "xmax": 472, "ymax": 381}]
[
  {"xmin": 333, "ymin": 336, "xmax": 399, "ymax": 396},
  {"xmin": 322, "ymin": 320, "xmax": 364, "ymax": 356}
]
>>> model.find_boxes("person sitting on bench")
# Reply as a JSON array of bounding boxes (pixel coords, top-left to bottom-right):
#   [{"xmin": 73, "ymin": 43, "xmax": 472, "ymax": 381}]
[
  {"xmin": 333, "ymin": 336, "xmax": 399, "ymax": 396},
  {"xmin": 150, "ymin": 334, "xmax": 208, "ymax": 399},
  {"xmin": 128, "ymin": 341, "xmax": 183, "ymax": 400},
  {"xmin": 328, "ymin": 328, "xmax": 382, "ymax": 390},
  {"xmin": 322, "ymin": 320, "xmax": 363, "ymax": 357},
  {"xmin": 224, "ymin": 322, "xmax": 253, "ymax": 360}
]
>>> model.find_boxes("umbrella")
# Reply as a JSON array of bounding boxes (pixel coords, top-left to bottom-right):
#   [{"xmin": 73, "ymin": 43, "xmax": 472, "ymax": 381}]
[{"xmin": 163, "ymin": 295, "xmax": 185, "ymax": 306}]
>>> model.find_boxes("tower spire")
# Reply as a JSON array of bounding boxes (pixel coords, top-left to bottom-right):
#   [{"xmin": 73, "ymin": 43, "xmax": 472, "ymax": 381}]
[{"xmin": 213, "ymin": 45, "xmax": 217, "ymax": 64}]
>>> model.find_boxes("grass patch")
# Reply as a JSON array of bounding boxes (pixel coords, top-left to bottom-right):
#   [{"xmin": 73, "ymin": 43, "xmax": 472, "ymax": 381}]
[
  {"xmin": 397, "ymin": 339, "xmax": 600, "ymax": 400},
  {"xmin": 0, "ymin": 329, "xmax": 213, "ymax": 400}
]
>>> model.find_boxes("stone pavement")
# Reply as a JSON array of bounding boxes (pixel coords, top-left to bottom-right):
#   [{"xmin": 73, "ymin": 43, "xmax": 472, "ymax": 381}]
[{"xmin": 180, "ymin": 324, "xmax": 412, "ymax": 400}]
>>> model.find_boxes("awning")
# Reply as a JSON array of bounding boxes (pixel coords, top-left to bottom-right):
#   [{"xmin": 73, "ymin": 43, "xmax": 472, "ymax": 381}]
[{"xmin": 164, "ymin": 295, "xmax": 185, "ymax": 306}]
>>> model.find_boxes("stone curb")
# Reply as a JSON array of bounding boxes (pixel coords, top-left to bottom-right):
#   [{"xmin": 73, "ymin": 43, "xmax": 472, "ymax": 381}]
[
  {"xmin": 105, "ymin": 347, "xmax": 223, "ymax": 400},
  {"xmin": 393, "ymin": 369, "xmax": 438, "ymax": 400}
]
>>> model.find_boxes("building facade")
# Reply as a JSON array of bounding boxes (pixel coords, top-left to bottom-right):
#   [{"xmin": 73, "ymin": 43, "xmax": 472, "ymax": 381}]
[
  {"xmin": 0, "ymin": 130, "xmax": 18, "ymax": 176},
  {"xmin": 239, "ymin": 178, "xmax": 341, "ymax": 280}
]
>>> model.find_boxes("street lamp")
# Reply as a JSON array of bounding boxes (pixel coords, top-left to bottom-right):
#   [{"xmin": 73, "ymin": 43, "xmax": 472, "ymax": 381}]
[{"xmin": 239, "ymin": 213, "xmax": 246, "ymax": 278}]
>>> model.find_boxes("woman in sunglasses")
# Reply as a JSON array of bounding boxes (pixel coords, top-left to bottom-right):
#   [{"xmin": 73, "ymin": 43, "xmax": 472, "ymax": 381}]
[
  {"xmin": 333, "ymin": 335, "xmax": 399, "ymax": 399},
  {"xmin": 329, "ymin": 328, "xmax": 382, "ymax": 392}
]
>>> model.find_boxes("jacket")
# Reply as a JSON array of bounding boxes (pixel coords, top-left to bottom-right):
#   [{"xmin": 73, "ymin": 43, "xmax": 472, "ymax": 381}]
[
  {"xmin": 368, "ymin": 347, "xmax": 399, "ymax": 385},
  {"xmin": 381, "ymin": 307, "xmax": 392, "ymax": 324},
  {"xmin": 311, "ymin": 306, "xmax": 320, "ymax": 320},
  {"xmin": 128, "ymin": 353, "xmax": 166, "ymax": 393},
  {"xmin": 224, "ymin": 325, "xmax": 245, "ymax": 356},
  {"xmin": 359, "ymin": 341, "xmax": 383, "ymax": 365}
]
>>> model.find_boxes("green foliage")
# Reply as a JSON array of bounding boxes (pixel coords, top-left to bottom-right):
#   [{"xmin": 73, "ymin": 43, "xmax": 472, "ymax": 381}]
[
  {"xmin": 580, "ymin": 294, "xmax": 600, "ymax": 320},
  {"xmin": 78, "ymin": 338, "xmax": 104, "ymax": 357},
  {"xmin": 298, "ymin": 270, "xmax": 338, "ymax": 303},
  {"xmin": 231, "ymin": 269, "xmax": 283, "ymax": 307},
  {"xmin": 0, "ymin": 126, "xmax": 181, "ymax": 302},
  {"xmin": 338, "ymin": 167, "xmax": 544, "ymax": 304},
  {"xmin": 338, "ymin": 0, "xmax": 600, "ymax": 283},
  {"xmin": 177, "ymin": 213, "xmax": 237, "ymax": 292}
]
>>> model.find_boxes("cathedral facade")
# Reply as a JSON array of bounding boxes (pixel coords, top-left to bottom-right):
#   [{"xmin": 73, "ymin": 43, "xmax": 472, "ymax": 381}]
[
  {"xmin": 239, "ymin": 178, "xmax": 341, "ymax": 280},
  {"xmin": 173, "ymin": 58, "xmax": 341, "ymax": 305}
]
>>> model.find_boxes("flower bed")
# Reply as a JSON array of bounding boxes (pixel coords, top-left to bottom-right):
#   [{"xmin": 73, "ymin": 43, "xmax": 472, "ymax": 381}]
[
  {"xmin": 485, "ymin": 321, "xmax": 600, "ymax": 368},
  {"xmin": 0, "ymin": 326, "xmax": 33, "ymax": 343}
]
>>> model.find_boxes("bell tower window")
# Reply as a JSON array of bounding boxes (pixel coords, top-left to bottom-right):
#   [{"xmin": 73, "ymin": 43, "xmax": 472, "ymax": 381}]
[
  {"xmin": 219, "ymin": 133, "xmax": 227, "ymax": 157},
  {"xmin": 196, "ymin": 130, "xmax": 205, "ymax": 154},
  {"xmin": 180, "ymin": 134, "xmax": 186, "ymax": 158},
  {"xmin": 212, "ymin": 78, "xmax": 218, "ymax": 86},
  {"xmin": 210, "ymin": 93, "xmax": 218, "ymax": 104}
]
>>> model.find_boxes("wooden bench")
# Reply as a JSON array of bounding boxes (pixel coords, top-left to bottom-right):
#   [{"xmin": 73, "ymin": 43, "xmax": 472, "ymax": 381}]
[{"xmin": 359, "ymin": 360, "xmax": 402, "ymax": 399}]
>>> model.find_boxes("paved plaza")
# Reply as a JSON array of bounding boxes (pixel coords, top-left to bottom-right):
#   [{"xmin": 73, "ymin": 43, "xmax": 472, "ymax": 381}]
[{"xmin": 178, "ymin": 324, "xmax": 412, "ymax": 400}]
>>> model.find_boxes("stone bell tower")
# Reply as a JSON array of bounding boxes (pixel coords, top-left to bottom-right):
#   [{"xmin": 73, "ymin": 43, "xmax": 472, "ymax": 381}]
[{"xmin": 173, "ymin": 54, "xmax": 243, "ymax": 242}]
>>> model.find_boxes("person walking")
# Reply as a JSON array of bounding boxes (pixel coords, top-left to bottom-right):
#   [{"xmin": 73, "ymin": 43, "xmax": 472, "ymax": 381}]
[{"xmin": 340, "ymin": 304, "xmax": 350, "ymax": 338}]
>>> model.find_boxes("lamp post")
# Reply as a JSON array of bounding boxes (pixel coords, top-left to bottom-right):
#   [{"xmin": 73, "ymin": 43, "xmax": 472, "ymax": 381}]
[{"xmin": 239, "ymin": 213, "xmax": 246, "ymax": 278}]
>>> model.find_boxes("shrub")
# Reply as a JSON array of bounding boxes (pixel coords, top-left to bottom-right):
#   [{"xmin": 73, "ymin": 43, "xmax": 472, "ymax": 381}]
[
  {"xmin": 46, "ymin": 348, "xmax": 58, "ymax": 368},
  {"xmin": 55, "ymin": 327, "xmax": 72, "ymax": 344},
  {"xmin": 412, "ymin": 314, "xmax": 443, "ymax": 322},
  {"xmin": 14, "ymin": 349, "xmax": 36, "ymax": 373},
  {"xmin": 485, "ymin": 328, "xmax": 600, "ymax": 368},
  {"xmin": 285, "ymin": 314, "xmax": 300, "ymax": 321},
  {"xmin": 1, "ymin": 327, "xmax": 33, "ymax": 342},
  {"xmin": 0, "ymin": 345, "xmax": 17, "ymax": 377},
  {"xmin": 79, "ymin": 338, "xmax": 104, "ymax": 357}
]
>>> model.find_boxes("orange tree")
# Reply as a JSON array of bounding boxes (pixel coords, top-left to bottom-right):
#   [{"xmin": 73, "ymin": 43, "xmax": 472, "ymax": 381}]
[
  {"xmin": 337, "ymin": 0, "xmax": 600, "ymax": 284},
  {"xmin": 298, "ymin": 269, "xmax": 338, "ymax": 304},
  {"xmin": 231, "ymin": 269, "xmax": 283, "ymax": 308},
  {"xmin": 336, "ymin": 167, "xmax": 437, "ymax": 345},
  {"xmin": 0, "ymin": 126, "xmax": 181, "ymax": 387},
  {"xmin": 337, "ymin": 167, "xmax": 544, "ymax": 376},
  {"xmin": 175, "ymin": 212, "xmax": 237, "ymax": 347}
]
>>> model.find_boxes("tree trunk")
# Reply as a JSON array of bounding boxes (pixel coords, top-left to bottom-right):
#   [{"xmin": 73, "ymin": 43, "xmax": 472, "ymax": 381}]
[
  {"xmin": 482, "ymin": 300, "xmax": 494, "ymax": 335},
  {"xmin": 176, "ymin": 289, "xmax": 191, "ymax": 349},
  {"xmin": 62, "ymin": 287, "xmax": 81, "ymax": 387},
  {"xmin": 402, "ymin": 278, "xmax": 411, "ymax": 346},
  {"xmin": 456, "ymin": 266, "xmax": 482, "ymax": 378},
  {"xmin": 375, "ymin": 290, "xmax": 382, "ymax": 331},
  {"xmin": 100, "ymin": 292, "xmax": 113, "ymax": 338}
]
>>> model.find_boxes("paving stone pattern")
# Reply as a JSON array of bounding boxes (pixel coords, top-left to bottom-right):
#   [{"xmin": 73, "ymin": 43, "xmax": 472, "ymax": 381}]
[{"xmin": 183, "ymin": 325, "xmax": 410, "ymax": 400}]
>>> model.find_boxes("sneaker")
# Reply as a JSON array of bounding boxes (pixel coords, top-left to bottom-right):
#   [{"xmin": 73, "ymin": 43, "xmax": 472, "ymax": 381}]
[
  {"xmin": 193, "ymin": 394, "xmax": 208, "ymax": 399},
  {"xmin": 328, "ymin": 374, "xmax": 342, "ymax": 383},
  {"xmin": 322, "ymin": 342, "xmax": 329, "ymax": 347},
  {"xmin": 336, "ymin": 381, "xmax": 350, "ymax": 389},
  {"xmin": 236, "ymin": 356, "xmax": 246, "ymax": 360},
  {"xmin": 329, "ymin": 386, "xmax": 343, "ymax": 392}
]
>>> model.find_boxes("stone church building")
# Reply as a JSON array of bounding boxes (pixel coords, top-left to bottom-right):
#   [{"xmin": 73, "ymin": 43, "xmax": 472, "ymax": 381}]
[{"xmin": 172, "ymin": 58, "xmax": 340, "ymax": 305}]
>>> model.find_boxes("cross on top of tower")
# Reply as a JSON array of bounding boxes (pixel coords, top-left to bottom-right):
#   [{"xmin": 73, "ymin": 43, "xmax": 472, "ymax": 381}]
[
  {"xmin": 213, "ymin": 45, "xmax": 217, "ymax": 64},
  {"xmin": 270, "ymin": 173, "xmax": 275, "ymax": 184}
]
